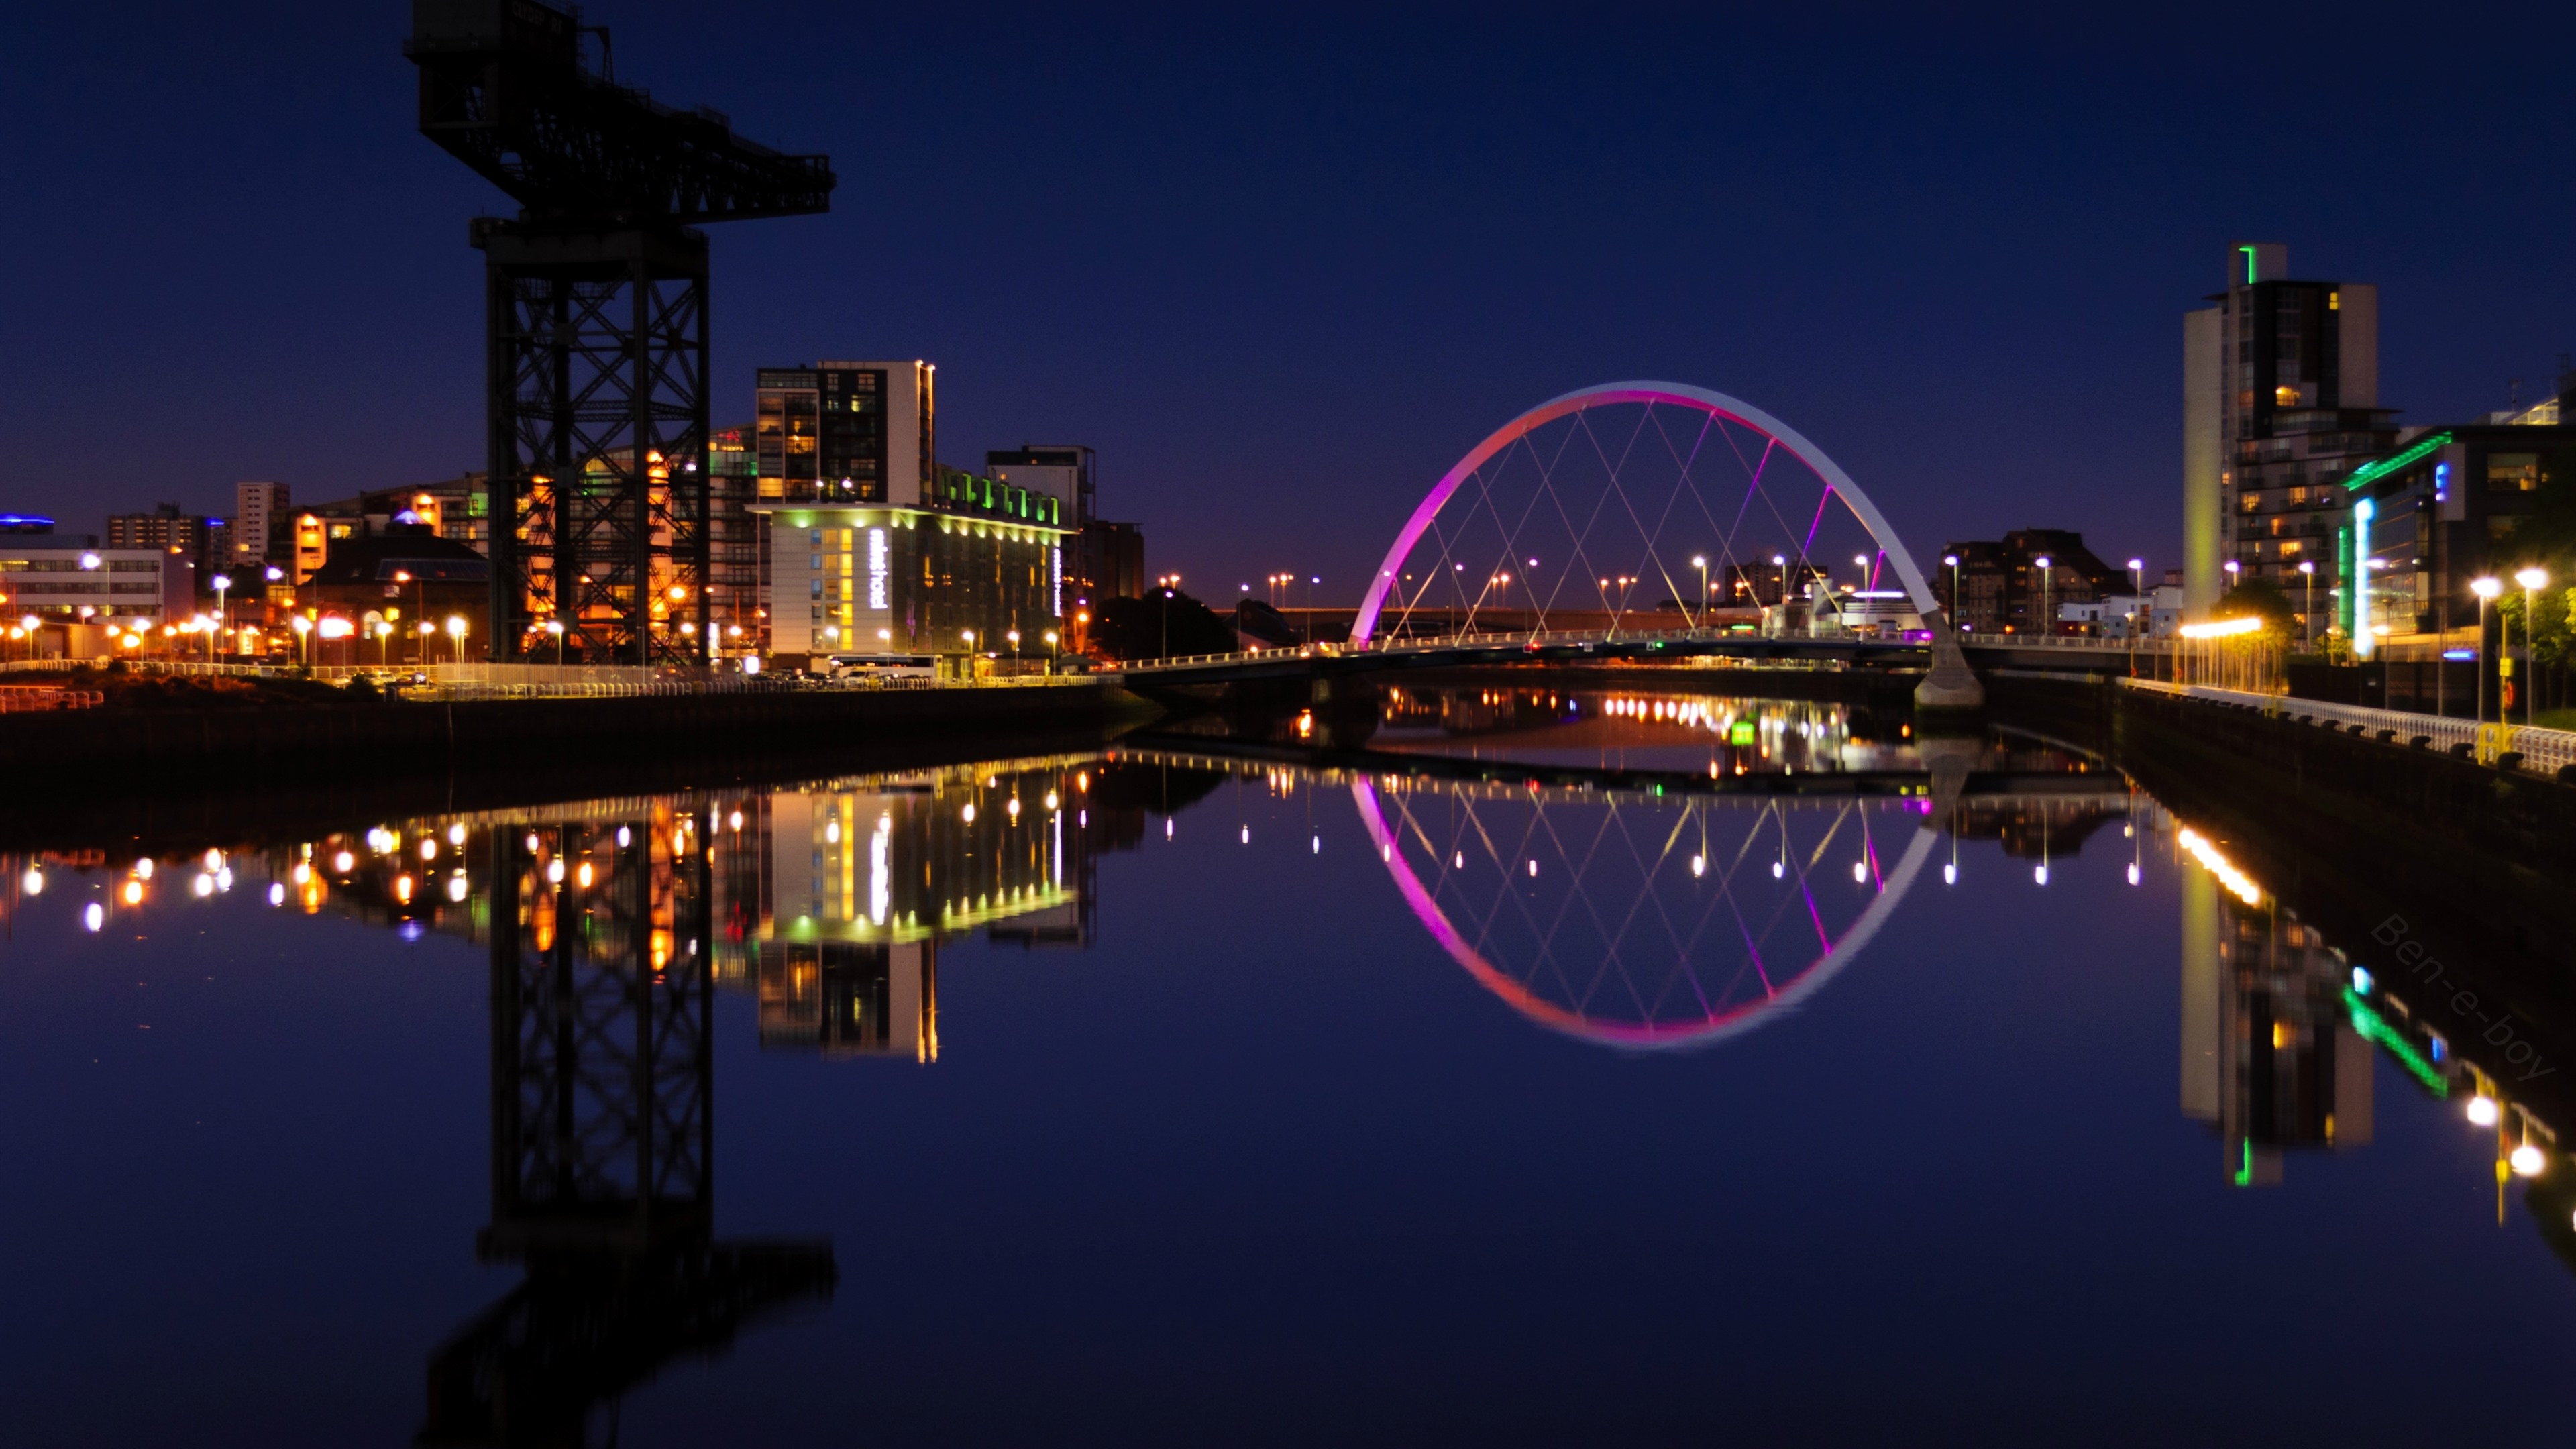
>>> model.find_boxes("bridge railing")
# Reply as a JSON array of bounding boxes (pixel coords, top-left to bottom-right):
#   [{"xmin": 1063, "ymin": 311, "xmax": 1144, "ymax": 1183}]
[
  {"xmin": 1121, "ymin": 625, "xmax": 1947, "ymax": 674},
  {"xmin": 1965, "ymin": 632, "xmax": 2177, "ymax": 652},
  {"xmin": 2122, "ymin": 677, "xmax": 2576, "ymax": 777}
]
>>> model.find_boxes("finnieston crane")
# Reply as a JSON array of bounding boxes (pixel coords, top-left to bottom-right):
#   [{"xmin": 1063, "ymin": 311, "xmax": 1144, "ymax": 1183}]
[{"xmin": 407, "ymin": 0, "xmax": 834, "ymax": 663}]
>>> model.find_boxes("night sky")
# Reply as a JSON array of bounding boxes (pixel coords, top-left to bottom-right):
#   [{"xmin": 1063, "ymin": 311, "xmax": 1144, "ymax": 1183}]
[{"xmin": 6, "ymin": 2, "xmax": 2572, "ymax": 598}]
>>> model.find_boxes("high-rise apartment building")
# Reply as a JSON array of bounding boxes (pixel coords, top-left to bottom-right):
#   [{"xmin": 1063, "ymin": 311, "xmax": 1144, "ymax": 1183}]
[
  {"xmin": 754, "ymin": 362, "xmax": 934, "ymax": 505},
  {"xmin": 105, "ymin": 504, "xmax": 231, "ymax": 592},
  {"xmin": 2183, "ymin": 243, "xmax": 2394, "ymax": 616},
  {"xmin": 232, "ymin": 482, "xmax": 290, "ymax": 569}
]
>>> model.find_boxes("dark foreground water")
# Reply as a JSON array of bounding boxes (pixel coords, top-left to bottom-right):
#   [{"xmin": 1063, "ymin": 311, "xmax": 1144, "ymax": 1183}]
[{"xmin": 3, "ymin": 683, "xmax": 2571, "ymax": 1445}]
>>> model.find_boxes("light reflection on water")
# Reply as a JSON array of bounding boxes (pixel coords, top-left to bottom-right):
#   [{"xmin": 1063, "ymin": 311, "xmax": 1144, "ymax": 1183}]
[{"xmin": 4, "ymin": 686, "xmax": 2574, "ymax": 1440}]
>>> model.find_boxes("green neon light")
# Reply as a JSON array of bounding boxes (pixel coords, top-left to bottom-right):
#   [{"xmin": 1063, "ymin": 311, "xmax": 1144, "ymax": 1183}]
[
  {"xmin": 2233, "ymin": 1138, "xmax": 2253, "ymax": 1187},
  {"xmin": 2239, "ymin": 245, "xmax": 2258, "ymax": 284},
  {"xmin": 2341, "ymin": 431, "xmax": 2451, "ymax": 493},
  {"xmin": 2344, "ymin": 987, "xmax": 2449, "ymax": 1096},
  {"xmin": 1729, "ymin": 720, "xmax": 1756, "ymax": 746}
]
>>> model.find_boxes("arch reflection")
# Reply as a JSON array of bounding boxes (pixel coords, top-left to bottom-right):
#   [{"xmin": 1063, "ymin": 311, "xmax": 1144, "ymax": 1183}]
[{"xmin": 1353, "ymin": 777, "xmax": 1937, "ymax": 1049}]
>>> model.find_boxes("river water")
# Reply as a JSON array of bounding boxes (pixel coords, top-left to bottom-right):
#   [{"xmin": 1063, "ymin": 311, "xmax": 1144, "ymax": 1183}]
[{"xmin": 3, "ymin": 682, "xmax": 2571, "ymax": 1444}]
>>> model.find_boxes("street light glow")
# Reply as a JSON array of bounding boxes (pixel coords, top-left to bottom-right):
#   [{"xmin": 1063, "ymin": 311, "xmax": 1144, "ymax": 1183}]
[
  {"xmin": 2515, "ymin": 566, "xmax": 2548, "ymax": 590},
  {"xmin": 2471, "ymin": 576, "xmax": 2502, "ymax": 600},
  {"xmin": 2178, "ymin": 616, "xmax": 2263, "ymax": 639}
]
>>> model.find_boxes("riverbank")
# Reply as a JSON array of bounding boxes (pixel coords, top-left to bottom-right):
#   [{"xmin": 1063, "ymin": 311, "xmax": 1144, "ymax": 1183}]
[
  {"xmin": 1993, "ymin": 674, "xmax": 2576, "ymax": 1124},
  {"xmin": 0, "ymin": 680, "xmax": 1161, "ymax": 847}
]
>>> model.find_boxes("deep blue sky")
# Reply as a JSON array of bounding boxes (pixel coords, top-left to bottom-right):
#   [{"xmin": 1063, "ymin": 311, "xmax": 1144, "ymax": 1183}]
[{"xmin": 5, "ymin": 2, "xmax": 2571, "ymax": 599}]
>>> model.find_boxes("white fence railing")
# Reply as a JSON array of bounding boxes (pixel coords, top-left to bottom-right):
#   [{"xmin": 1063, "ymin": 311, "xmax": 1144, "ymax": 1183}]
[{"xmin": 2122, "ymin": 678, "xmax": 2576, "ymax": 777}]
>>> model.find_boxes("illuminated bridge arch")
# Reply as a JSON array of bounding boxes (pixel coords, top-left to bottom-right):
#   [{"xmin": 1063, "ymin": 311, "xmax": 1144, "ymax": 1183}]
[{"xmin": 1352, "ymin": 382, "xmax": 1937, "ymax": 647}]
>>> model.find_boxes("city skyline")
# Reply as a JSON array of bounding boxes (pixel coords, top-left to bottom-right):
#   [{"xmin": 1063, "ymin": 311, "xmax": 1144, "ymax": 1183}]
[{"xmin": 6, "ymin": 5, "xmax": 2574, "ymax": 601}]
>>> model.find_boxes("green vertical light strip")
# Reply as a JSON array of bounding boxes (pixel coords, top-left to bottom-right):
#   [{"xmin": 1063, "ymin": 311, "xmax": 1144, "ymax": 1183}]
[
  {"xmin": 2351, "ymin": 499, "xmax": 2374, "ymax": 652},
  {"xmin": 2336, "ymin": 523, "xmax": 2353, "ymax": 641},
  {"xmin": 2239, "ymin": 245, "xmax": 2259, "ymax": 284},
  {"xmin": 2233, "ymin": 1138, "xmax": 2253, "ymax": 1187}
]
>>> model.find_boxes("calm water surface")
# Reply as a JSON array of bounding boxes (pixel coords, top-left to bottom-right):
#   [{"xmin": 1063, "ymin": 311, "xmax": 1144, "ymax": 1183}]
[{"xmin": 3, "ymin": 684, "xmax": 2571, "ymax": 1445}]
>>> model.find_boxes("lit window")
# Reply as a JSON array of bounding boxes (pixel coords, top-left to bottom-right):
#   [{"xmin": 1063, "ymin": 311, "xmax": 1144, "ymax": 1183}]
[{"xmin": 2275, "ymin": 386, "xmax": 2300, "ymax": 406}]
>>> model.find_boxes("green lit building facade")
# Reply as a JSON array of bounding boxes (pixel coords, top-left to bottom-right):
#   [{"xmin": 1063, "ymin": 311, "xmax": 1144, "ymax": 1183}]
[
  {"xmin": 758, "ymin": 466, "xmax": 1072, "ymax": 667},
  {"xmin": 2342, "ymin": 414, "xmax": 2576, "ymax": 647}
]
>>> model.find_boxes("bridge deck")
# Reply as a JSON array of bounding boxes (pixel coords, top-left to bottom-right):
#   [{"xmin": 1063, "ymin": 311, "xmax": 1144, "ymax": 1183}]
[{"xmin": 1114, "ymin": 627, "xmax": 2173, "ymax": 686}]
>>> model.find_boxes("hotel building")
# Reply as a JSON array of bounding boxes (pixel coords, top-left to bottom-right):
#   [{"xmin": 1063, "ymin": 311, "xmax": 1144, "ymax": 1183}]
[{"xmin": 753, "ymin": 362, "xmax": 1072, "ymax": 669}]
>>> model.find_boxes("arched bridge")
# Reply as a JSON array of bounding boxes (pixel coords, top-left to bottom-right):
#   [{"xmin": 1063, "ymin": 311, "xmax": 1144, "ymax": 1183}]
[{"xmin": 1122, "ymin": 381, "xmax": 2153, "ymax": 688}]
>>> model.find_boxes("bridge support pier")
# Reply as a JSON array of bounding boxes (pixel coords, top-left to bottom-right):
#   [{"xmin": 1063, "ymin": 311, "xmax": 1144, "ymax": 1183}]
[{"xmin": 1915, "ymin": 611, "xmax": 1986, "ymax": 714}]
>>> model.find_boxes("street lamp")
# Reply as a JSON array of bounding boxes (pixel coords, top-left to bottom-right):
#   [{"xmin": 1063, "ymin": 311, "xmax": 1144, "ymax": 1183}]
[
  {"xmin": 2033, "ymin": 555, "xmax": 2053, "ymax": 637},
  {"xmin": 2472, "ymin": 576, "xmax": 2502, "ymax": 728},
  {"xmin": 545, "ymin": 618, "xmax": 566, "ymax": 665},
  {"xmin": 2516, "ymin": 566, "xmax": 2549, "ymax": 728},
  {"xmin": 445, "ymin": 614, "xmax": 467, "ymax": 663},
  {"xmin": 211, "ymin": 573, "xmax": 231, "ymax": 643},
  {"xmin": 1941, "ymin": 554, "xmax": 1961, "ymax": 630},
  {"xmin": 1042, "ymin": 629, "xmax": 1058, "ymax": 671},
  {"xmin": 2127, "ymin": 557, "xmax": 2144, "ymax": 594},
  {"xmin": 290, "ymin": 612, "xmax": 313, "ymax": 665},
  {"xmin": 1691, "ymin": 555, "xmax": 1708, "ymax": 627},
  {"xmin": 2297, "ymin": 560, "xmax": 2316, "ymax": 649}
]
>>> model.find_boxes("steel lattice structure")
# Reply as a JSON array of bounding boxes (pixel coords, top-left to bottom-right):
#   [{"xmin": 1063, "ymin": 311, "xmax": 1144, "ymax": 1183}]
[
  {"xmin": 409, "ymin": 1, "xmax": 833, "ymax": 661},
  {"xmin": 481, "ymin": 227, "xmax": 711, "ymax": 663},
  {"xmin": 486, "ymin": 818, "xmax": 713, "ymax": 1254},
  {"xmin": 422, "ymin": 814, "xmax": 832, "ymax": 1442}
]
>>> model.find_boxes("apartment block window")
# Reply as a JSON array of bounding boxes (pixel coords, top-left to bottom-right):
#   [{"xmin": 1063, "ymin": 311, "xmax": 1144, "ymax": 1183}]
[{"xmin": 2487, "ymin": 454, "xmax": 2540, "ymax": 492}]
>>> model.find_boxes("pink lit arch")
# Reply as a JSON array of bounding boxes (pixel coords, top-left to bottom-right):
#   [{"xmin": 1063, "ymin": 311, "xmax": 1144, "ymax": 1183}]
[{"xmin": 1350, "ymin": 382, "xmax": 1935, "ymax": 647}]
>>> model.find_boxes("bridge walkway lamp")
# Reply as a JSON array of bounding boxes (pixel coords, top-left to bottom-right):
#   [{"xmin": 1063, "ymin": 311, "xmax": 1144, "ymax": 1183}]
[
  {"xmin": 2471, "ymin": 576, "xmax": 2502, "ymax": 732},
  {"xmin": 2516, "ymin": 566, "xmax": 2549, "ymax": 729},
  {"xmin": 2127, "ymin": 557, "xmax": 2146, "ymax": 640},
  {"xmin": 545, "ymin": 618, "xmax": 566, "ymax": 666},
  {"xmin": 2033, "ymin": 555, "xmax": 2053, "ymax": 638},
  {"xmin": 1691, "ymin": 555, "xmax": 1708, "ymax": 629},
  {"xmin": 1941, "ymin": 554, "xmax": 1961, "ymax": 632},
  {"xmin": 2297, "ymin": 561, "xmax": 2316, "ymax": 650}
]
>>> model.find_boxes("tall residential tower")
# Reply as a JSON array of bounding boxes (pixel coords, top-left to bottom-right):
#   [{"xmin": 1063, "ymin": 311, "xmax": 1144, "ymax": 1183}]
[{"xmin": 2183, "ymin": 244, "xmax": 2391, "ymax": 616}]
